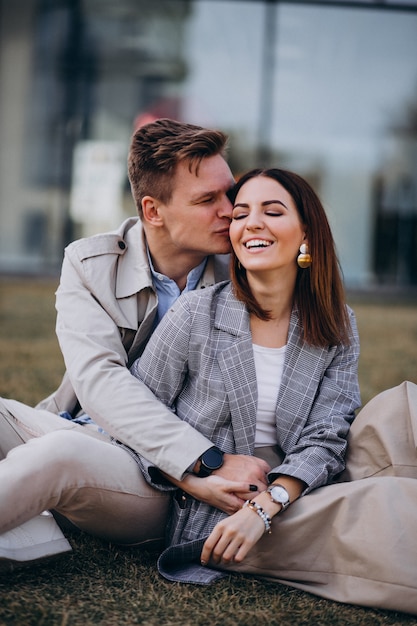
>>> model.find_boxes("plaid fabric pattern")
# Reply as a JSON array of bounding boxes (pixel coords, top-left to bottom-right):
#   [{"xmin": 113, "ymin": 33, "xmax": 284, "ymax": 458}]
[{"xmin": 131, "ymin": 281, "xmax": 361, "ymax": 583}]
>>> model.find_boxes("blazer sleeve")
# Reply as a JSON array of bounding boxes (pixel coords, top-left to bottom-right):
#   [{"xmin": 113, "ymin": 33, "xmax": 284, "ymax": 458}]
[
  {"xmin": 55, "ymin": 244, "xmax": 213, "ymax": 480},
  {"xmin": 269, "ymin": 308, "xmax": 361, "ymax": 492}
]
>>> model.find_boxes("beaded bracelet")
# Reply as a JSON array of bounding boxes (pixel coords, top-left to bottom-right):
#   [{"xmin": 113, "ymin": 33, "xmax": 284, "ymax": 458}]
[{"xmin": 243, "ymin": 499, "xmax": 272, "ymax": 534}]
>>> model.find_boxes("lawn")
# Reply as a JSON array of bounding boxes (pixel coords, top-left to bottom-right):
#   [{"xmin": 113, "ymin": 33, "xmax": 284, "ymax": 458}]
[{"xmin": 0, "ymin": 277, "xmax": 416, "ymax": 626}]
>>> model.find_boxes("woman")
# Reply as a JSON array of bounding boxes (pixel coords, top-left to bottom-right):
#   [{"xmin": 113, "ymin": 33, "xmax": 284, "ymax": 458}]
[{"xmin": 131, "ymin": 169, "xmax": 417, "ymax": 614}]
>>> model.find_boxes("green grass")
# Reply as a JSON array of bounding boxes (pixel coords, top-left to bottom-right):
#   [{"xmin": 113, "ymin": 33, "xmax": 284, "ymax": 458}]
[{"xmin": 0, "ymin": 277, "xmax": 416, "ymax": 626}]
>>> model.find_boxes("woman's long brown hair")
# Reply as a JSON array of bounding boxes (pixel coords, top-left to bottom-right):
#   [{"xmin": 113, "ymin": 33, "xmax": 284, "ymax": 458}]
[{"xmin": 230, "ymin": 168, "xmax": 351, "ymax": 347}]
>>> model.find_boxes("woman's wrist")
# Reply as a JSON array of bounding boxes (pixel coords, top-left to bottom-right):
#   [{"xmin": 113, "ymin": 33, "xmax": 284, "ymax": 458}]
[
  {"xmin": 252, "ymin": 490, "xmax": 282, "ymax": 518},
  {"xmin": 242, "ymin": 499, "xmax": 272, "ymax": 533},
  {"xmin": 252, "ymin": 476, "xmax": 305, "ymax": 518}
]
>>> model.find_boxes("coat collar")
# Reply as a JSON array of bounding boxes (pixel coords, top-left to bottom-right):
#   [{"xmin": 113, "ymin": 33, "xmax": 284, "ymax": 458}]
[
  {"xmin": 213, "ymin": 283, "xmax": 250, "ymax": 337},
  {"xmin": 115, "ymin": 219, "xmax": 152, "ymax": 299}
]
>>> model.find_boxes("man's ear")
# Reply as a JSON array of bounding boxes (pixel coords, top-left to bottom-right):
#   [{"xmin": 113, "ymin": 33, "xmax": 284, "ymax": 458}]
[{"xmin": 141, "ymin": 196, "xmax": 164, "ymax": 226}]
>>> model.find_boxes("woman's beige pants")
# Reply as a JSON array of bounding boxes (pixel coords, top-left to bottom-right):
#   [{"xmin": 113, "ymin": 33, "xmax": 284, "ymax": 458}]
[{"xmin": 227, "ymin": 381, "xmax": 417, "ymax": 615}]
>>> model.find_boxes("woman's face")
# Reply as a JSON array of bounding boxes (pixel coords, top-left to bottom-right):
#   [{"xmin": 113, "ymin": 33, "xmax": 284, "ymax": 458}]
[{"xmin": 230, "ymin": 175, "xmax": 306, "ymax": 277}]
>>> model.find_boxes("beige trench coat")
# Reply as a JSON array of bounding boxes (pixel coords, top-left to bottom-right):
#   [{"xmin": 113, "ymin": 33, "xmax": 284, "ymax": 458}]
[{"xmin": 37, "ymin": 217, "xmax": 230, "ymax": 479}]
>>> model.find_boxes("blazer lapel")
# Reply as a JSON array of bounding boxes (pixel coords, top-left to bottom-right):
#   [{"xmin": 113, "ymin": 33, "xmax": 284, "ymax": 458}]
[
  {"xmin": 275, "ymin": 307, "xmax": 328, "ymax": 451},
  {"xmin": 215, "ymin": 288, "xmax": 257, "ymax": 455}
]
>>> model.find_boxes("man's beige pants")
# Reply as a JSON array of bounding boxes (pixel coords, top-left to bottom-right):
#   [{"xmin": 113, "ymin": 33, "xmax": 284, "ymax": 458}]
[
  {"xmin": 1, "ymin": 381, "xmax": 416, "ymax": 614},
  {"xmin": 0, "ymin": 398, "xmax": 170, "ymax": 545}
]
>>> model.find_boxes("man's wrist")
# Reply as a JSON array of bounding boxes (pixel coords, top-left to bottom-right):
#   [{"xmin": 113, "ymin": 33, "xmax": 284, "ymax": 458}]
[
  {"xmin": 193, "ymin": 446, "xmax": 224, "ymax": 477},
  {"xmin": 192, "ymin": 458, "xmax": 202, "ymax": 475}
]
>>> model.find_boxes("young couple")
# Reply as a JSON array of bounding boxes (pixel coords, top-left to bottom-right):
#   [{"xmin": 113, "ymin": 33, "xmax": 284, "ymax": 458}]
[{"xmin": 0, "ymin": 119, "xmax": 416, "ymax": 615}]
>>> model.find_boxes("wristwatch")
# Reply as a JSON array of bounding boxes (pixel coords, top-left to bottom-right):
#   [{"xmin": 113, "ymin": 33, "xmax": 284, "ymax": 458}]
[
  {"xmin": 196, "ymin": 446, "xmax": 224, "ymax": 477},
  {"xmin": 266, "ymin": 484, "xmax": 290, "ymax": 512}
]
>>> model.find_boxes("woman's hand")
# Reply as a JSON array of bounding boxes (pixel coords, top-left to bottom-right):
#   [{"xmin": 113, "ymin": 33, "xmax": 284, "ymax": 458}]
[
  {"xmin": 201, "ymin": 506, "xmax": 266, "ymax": 565},
  {"xmin": 200, "ymin": 476, "xmax": 306, "ymax": 565},
  {"xmin": 178, "ymin": 473, "xmax": 259, "ymax": 514}
]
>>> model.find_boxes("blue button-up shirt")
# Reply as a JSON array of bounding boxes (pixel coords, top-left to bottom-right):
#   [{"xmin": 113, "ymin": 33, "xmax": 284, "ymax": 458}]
[{"xmin": 147, "ymin": 248, "xmax": 207, "ymax": 327}]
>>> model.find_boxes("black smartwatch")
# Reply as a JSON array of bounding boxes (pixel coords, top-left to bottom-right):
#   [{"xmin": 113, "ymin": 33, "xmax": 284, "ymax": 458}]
[{"xmin": 197, "ymin": 446, "xmax": 224, "ymax": 477}]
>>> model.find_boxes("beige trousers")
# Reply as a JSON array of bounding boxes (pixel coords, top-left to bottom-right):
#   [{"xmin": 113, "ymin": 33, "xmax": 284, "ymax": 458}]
[
  {"xmin": 0, "ymin": 398, "xmax": 169, "ymax": 545},
  {"xmin": 1, "ymin": 382, "xmax": 416, "ymax": 614},
  {"xmin": 226, "ymin": 381, "xmax": 417, "ymax": 615}
]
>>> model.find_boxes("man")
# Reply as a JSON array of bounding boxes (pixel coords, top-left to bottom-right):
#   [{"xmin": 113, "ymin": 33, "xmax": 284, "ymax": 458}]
[{"xmin": 0, "ymin": 119, "xmax": 269, "ymax": 567}]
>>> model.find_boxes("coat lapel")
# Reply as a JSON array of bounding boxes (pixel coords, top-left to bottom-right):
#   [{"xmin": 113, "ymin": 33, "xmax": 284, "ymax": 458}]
[
  {"xmin": 115, "ymin": 221, "xmax": 153, "ymax": 331},
  {"xmin": 275, "ymin": 308, "xmax": 328, "ymax": 451},
  {"xmin": 215, "ymin": 288, "xmax": 257, "ymax": 455}
]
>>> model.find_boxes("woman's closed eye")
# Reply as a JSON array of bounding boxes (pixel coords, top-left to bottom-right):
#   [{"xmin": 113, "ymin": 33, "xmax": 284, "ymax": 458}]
[
  {"xmin": 232, "ymin": 211, "xmax": 249, "ymax": 220},
  {"xmin": 232, "ymin": 209, "xmax": 283, "ymax": 220}
]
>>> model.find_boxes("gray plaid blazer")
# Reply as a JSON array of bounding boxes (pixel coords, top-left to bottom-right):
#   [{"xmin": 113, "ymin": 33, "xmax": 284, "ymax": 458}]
[{"xmin": 131, "ymin": 281, "xmax": 361, "ymax": 584}]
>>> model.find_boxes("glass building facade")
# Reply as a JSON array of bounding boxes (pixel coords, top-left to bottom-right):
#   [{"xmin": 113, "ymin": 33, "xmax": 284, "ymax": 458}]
[{"xmin": 0, "ymin": 0, "xmax": 416, "ymax": 288}]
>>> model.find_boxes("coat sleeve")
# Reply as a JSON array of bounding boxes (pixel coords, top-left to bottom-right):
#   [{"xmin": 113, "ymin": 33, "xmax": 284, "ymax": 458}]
[
  {"xmin": 55, "ymin": 244, "xmax": 213, "ymax": 480},
  {"xmin": 269, "ymin": 309, "xmax": 361, "ymax": 492}
]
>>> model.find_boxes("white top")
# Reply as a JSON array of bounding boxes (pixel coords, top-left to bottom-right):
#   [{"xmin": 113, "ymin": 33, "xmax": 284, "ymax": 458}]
[{"xmin": 253, "ymin": 343, "xmax": 286, "ymax": 447}]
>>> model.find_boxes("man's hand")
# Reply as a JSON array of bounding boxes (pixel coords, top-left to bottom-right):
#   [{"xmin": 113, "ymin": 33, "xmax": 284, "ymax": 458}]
[
  {"xmin": 213, "ymin": 454, "xmax": 270, "ymax": 492},
  {"xmin": 178, "ymin": 474, "xmax": 258, "ymax": 514}
]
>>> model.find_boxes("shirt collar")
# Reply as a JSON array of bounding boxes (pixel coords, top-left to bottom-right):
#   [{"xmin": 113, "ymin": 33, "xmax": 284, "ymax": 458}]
[
  {"xmin": 147, "ymin": 245, "xmax": 207, "ymax": 325},
  {"xmin": 146, "ymin": 245, "xmax": 207, "ymax": 293}
]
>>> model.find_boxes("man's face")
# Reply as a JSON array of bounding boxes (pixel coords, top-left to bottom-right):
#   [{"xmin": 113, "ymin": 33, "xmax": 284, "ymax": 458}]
[{"xmin": 157, "ymin": 154, "xmax": 234, "ymax": 256}]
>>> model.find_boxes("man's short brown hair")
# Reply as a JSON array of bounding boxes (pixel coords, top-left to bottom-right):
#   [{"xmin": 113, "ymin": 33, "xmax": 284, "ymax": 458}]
[{"xmin": 128, "ymin": 118, "xmax": 228, "ymax": 216}]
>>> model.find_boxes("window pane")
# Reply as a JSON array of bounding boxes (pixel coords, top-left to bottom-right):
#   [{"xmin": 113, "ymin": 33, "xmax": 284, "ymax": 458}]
[{"xmin": 0, "ymin": 0, "xmax": 416, "ymax": 286}]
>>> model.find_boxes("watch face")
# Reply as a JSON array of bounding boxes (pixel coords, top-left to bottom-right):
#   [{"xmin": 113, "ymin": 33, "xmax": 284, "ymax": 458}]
[
  {"xmin": 269, "ymin": 485, "xmax": 290, "ymax": 505},
  {"xmin": 202, "ymin": 447, "xmax": 223, "ymax": 470}
]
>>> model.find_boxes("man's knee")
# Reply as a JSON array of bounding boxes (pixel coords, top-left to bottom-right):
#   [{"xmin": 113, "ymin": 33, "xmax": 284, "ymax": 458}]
[
  {"xmin": 26, "ymin": 429, "xmax": 95, "ymax": 469},
  {"xmin": 4, "ymin": 428, "xmax": 84, "ymax": 471}
]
